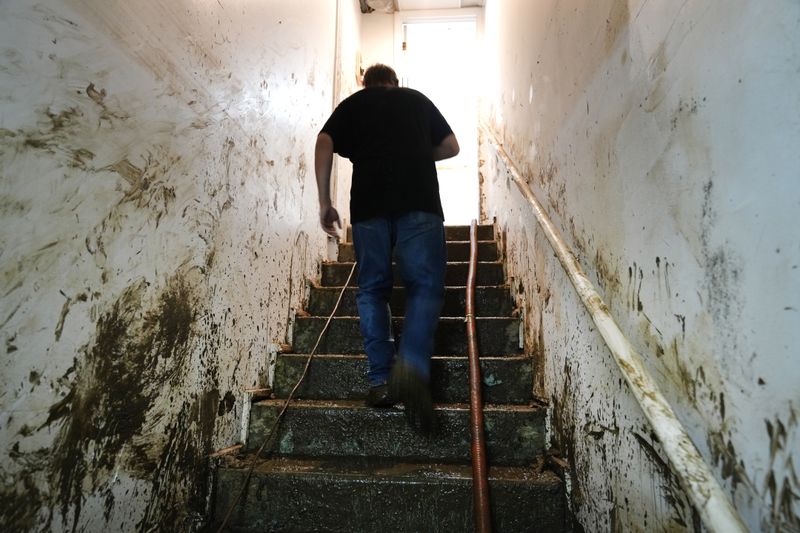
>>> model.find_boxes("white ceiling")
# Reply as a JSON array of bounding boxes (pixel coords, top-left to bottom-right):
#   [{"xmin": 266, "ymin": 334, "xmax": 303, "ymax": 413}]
[
  {"xmin": 397, "ymin": 0, "xmax": 484, "ymax": 10},
  {"xmin": 361, "ymin": 0, "xmax": 484, "ymax": 13}
]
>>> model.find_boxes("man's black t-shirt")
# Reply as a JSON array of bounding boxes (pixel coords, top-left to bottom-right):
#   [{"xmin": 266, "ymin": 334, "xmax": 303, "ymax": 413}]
[{"xmin": 320, "ymin": 86, "xmax": 453, "ymax": 223}]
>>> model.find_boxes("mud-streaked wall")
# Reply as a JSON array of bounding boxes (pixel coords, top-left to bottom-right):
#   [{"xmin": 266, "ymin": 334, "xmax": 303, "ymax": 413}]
[
  {"xmin": 481, "ymin": 0, "xmax": 799, "ymax": 531},
  {"xmin": 0, "ymin": 0, "xmax": 357, "ymax": 530},
  {"xmin": 331, "ymin": 0, "xmax": 363, "ymax": 235}
]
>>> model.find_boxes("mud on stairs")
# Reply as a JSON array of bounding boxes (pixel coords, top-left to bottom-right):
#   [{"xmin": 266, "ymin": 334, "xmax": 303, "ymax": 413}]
[{"xmin": 211, "ymin": 224, "xmax": 567, "ymax": 532}]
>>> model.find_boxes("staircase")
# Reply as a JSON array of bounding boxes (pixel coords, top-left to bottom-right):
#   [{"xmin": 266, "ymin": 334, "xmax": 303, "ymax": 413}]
[{"xmin": 212, "ymin": 224, "xmax": 566, "ymax": 532}]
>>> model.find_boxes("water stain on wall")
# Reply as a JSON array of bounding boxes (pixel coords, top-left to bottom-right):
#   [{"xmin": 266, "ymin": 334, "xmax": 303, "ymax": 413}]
[
  {"xmin": 763, "ymin": 409, "xmax": 800, "ymax": 531},
  {"xmin": 594, "ymin": 249, "xmax": 622, "ymax": 299},
  {"xmin": 551, "ymin": 359, "xmax": 581, "ymax": 504},
  {"xmin": 82, "ymin": 80, "xmax": 131, "ymax": 126},
  {"xmin": 285, "ymin": 230, "xmax": 310, "ymax": 330},
  {"xmin": 54, "ymin": 291, "xmax": 88, "ymax": 341},
  {"xmin": 38, "ymin": 272, "xmax": 218, "ymax": 531},
  {"xmin": 699, "ymin": 177, "xmax": 746, "ymax": 375},
  {"xmin": 626, "ymin": 263, "xmax": 644, "ymax": 313},
  {"xmin": 632, "ymin": 431, "xmax": 697, "ymax": 530},
  {"xmin": 13, "ymin": 106, "xmax": 87, "ymax": 162},
  {"xmin": 707, "ymin": 430, "xmax": 748, "ymax": 492},
  {"xmin": 0, "ymin": 447, "xmax": 48, "ymax": 530},
  {"xmin": 604, "ymin": 0, "xmax": 630, "ymax": 55},
  {"xmin": 136, "ymin": 388, "xmax": 220, "ymax": 531}
]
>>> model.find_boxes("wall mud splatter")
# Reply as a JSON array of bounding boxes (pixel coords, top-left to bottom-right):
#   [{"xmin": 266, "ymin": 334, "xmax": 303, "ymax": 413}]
[
  {"xmin": 40, "ymin": 274, "xmax": 207, "ymax": 530},
  {"xmin": 1, "ymin": 2, "xmax": 336, "ymax": 531}
]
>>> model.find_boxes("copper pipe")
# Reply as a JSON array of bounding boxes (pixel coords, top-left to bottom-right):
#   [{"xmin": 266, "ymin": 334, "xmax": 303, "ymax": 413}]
[{"xmin": 466, "ymin": 219, "xmax": 492, "ymax": 533}]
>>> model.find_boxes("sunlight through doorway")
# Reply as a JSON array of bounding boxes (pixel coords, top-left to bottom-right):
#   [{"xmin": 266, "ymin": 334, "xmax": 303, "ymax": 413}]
[{"xmin": 396, "ymin": 16, "xmax": 479, "ymax": 224}]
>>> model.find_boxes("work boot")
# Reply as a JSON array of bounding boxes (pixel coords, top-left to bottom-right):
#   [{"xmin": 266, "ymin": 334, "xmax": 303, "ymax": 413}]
[
  {"xmin": 365, "ymin": 383, "xmax": 394, "ymax": 407},
  {"xmin": 389, "ymin": 359, "xmax": 435, "ymax": 435}
]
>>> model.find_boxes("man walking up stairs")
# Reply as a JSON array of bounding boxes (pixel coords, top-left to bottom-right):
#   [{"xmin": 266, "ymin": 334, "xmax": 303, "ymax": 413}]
[
  {"xmin": 313, "ymin": 63, "xmax": 460, "ymax": 432},
  {"xmin": 212, "ymin": 224, "xmax": 566, "ymax": 532}
]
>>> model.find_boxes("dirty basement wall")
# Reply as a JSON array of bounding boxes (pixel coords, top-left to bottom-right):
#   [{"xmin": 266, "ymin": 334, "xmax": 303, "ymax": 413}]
[
  {"xmin": 0, "ymin": 0, "xmax": 351, "ymax": 530},
  {"xmin": 331, "ymin": 1, "xmax": 363, "ymax": 232},
  {"xmin": 480, "ymin": 0, "xmax": 799, "ymax": 531}
]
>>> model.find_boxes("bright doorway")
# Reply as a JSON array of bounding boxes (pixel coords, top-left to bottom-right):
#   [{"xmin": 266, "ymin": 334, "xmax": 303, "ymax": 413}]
[{"xmin": 395, "ymin": 15, "xmax": 479, "ymax": 224}]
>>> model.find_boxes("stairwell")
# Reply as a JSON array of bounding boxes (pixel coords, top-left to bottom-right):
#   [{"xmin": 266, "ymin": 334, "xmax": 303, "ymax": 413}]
[{"xmin": 212, "ymin": 224, "xmax": 566, "ymax": 532}]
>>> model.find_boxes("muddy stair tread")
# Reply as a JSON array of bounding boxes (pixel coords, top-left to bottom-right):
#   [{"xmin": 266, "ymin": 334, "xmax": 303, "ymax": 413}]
[
  {"xmin": 274, "ymin": 353, "xmax": 532, "ymax": 404},
  {"xmin": 245, "ymin": 398, "xmax": 546, "ymax": 466},
  {"xmin": 337, "ymin": 240, "xmax": 499, "ymax": 262},
  {"xmin": 213, "ymin": 455, "xmax": 565, "ymax": 533},
  {"xmin": 292, "ymin": 316, "xmax": 522, "ymax": 355},
  {"xmin": 345, "ymin": 222, "xmax": 495, "ymax": 242},
  {"xmin": 321, "ymin": 260, "xmax": 506, "ymax": 286},
  {"xmin": 306, "ymin": 284, "xmax": 515, "ymax": 316}
]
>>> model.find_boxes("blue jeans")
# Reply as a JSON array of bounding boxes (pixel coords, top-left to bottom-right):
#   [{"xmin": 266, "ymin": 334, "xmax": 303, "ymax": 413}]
[{"xmin": 352, "ymin": 211, "xmax": 446, "ymax": 386}]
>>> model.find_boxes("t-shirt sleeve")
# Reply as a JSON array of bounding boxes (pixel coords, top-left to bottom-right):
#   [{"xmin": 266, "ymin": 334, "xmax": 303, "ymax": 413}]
[
  {"xmin": 428, "ymin": 100, "xmax": 454, "ymax": 147},
  {"xmin": 320, "ymin": 100, "xmax": 353, "ymax": 158}
]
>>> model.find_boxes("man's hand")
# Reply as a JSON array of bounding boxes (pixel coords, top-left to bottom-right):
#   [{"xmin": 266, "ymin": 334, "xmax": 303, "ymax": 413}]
[
  {"xmin": 319, "ymin": 204, "xmax": 341, "ymax": 240},
  {"xmin": 315, "ymin": 133, "xmax": 340, "ymax": 239}
]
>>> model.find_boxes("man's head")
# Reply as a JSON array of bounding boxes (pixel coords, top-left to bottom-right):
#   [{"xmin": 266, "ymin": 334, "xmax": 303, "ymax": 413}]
[{"xmin": 363, "ymin": 64, "xmax": 399, "ymax": 88}]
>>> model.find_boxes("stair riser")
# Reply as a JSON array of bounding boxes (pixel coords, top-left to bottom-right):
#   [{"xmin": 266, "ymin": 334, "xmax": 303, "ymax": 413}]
[
  {"xmin": 274, "ymin": 355, "xmax": 532, "ymax": 404},
  {"xmin": 306, "ymin": 286, "xmax": 514, "ymax": 317},
  {"xmin": 214, "ymin": 468, "xmax": 565, "ymax": 533},
  {"xmin": 292, "ymin": 317, "xmax": 521, "ymax": 355},
  {"xmin": 246, "ymin": 403, "xmax": 545, "ymax": 465},
  {"xmin": 345, "ymin": 223, "xmax": 495, "ymax": 242},
  {"xmin": 321, "ymin": 261, "xmax": 505, "ymax": 286},
  {"xmin": 337, "ymin": 241, "xmax": 498, "ymax": 262}
]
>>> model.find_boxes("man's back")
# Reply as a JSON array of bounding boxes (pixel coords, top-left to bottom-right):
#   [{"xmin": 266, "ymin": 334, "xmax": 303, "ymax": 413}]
[
  {"xmin": 321, "ymin": 86, "xmax": 453, "ymax": 223},
  {"xmin": 328, "ymin": 87, "xmax": 448, "ymax": 162}
]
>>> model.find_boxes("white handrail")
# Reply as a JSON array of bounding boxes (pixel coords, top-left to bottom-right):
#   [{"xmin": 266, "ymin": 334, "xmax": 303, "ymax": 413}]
[{"xmin": 481, "ymin": 124, "xmax": 748, "ymax": 533}]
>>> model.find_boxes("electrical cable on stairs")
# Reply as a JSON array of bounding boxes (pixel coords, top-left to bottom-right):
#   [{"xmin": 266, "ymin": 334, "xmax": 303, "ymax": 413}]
[
  {"xmin": 215, "ymin": 261, "xmax": 358, "ymax": 533},
  {"xmin": 466, "ymin": 219, "xmax": 492, "ymax": 533}
]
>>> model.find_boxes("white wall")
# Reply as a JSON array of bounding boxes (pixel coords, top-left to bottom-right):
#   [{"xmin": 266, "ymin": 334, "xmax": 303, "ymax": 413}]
[
  {"xmin": 361, "ymin": 12, "xmax": 396, "ymax": 69},
  {"xmin": 332, "ymin": 1, "xmax": 363, "ymax": 236},
  {"xmin": 0, "ymin": 0, "xmax": 352, "ymax": 530},
  {"xmin": 481, "ymin": 0, "xmax": 799, "ymax": 531}
]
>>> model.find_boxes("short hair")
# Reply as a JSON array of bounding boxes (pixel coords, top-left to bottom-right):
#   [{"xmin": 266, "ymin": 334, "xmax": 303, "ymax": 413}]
[{"xmin": 363, "ymin": 64, "xmax": 399, "ymax": 88}]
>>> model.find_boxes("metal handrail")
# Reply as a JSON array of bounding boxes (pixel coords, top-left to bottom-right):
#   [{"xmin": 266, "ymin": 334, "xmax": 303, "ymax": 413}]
[
  {"xmin": 466, "ymin": 219, "xmax": 492, "ymax": 533},
  {"xmin": 481, "ymin": 124, "xmax": 748, "ymax": 533}
]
